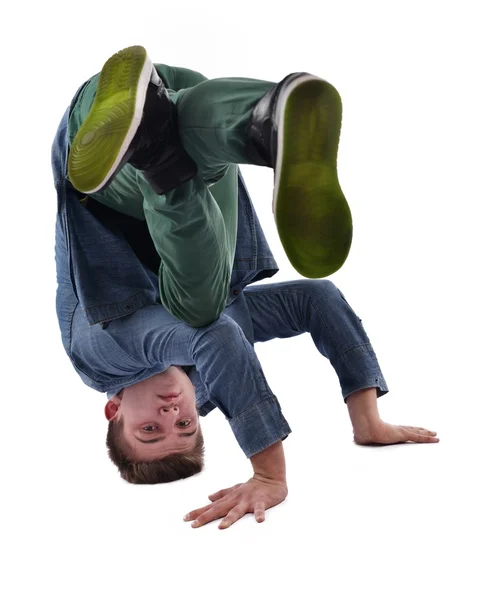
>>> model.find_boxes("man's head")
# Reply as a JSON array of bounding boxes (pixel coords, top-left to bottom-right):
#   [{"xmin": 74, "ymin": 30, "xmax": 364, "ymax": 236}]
[{"xmin": 104, "ymin": 366, "xmax": 204, "ymax": 484}]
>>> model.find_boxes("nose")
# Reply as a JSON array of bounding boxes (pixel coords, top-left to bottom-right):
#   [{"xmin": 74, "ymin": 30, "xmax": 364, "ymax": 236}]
[{"xmin": 161, "ymin": 404, "xmax": 179, "ymax": 414}]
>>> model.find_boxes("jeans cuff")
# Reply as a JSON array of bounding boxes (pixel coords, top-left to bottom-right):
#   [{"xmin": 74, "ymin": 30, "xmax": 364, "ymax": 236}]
[
  {"xmin": 228, "ymin": 396, "xmax": 292, "ymax": 458},
  {"xmin": 342, "ymin": 375, "xmax": 389, "ymax": 403}
]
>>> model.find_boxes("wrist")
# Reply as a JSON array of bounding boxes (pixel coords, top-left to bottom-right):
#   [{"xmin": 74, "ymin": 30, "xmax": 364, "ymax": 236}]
[
  {"xmin": 250, "ymin": 441, "xmax": 287, "ymax": 484},
  {"xmin": 251, "ymin": 473, "xmax": 289, "ymax": 496}
]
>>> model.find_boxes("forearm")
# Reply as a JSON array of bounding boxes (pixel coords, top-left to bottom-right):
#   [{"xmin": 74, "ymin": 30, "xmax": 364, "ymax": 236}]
[
  {"xmin": 250, "ymin": 440, "xmax": 287, "ymax": 484},
  {"xmin": 187, "ymin": 314, "xmax": 291, "ymax": 459},
  {"xmin": 346, "ymin": 387, "xmax": 383, "ymax": 432}
]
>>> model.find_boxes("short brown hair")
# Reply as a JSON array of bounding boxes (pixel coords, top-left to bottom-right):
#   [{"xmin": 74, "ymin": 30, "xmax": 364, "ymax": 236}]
[{"xmin": 106, "ymin": 417, "xmax": 205, "ymax": 484}]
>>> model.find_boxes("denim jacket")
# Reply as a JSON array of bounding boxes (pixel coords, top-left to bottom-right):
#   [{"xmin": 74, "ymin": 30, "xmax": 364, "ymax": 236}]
[{"xmin": 52, "ymin": 94, "xmax": 292, "ymax": 458}]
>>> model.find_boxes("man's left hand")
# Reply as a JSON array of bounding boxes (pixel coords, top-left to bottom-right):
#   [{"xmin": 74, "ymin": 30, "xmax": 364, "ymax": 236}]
[{"xmin": 354, "ymin": 421, "xmax": 440, "ymax": 445}]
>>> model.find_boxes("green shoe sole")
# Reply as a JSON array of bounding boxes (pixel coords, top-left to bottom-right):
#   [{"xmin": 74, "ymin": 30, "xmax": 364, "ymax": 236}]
[
  {"xmin": 68, "ymin": 45, "xmax": 152, "ymax": 194},
  {"xmin": 274, "ymin": 76, "xmax": 352, "ymax": 278}
]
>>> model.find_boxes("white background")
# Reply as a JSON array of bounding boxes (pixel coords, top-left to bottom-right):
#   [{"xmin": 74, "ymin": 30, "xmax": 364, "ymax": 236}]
[{"xmin": 1, "ymin": 0, "xmax": 501, "ymax": 598}]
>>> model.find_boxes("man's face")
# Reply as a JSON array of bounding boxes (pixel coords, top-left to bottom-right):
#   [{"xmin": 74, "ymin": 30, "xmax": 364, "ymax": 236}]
[{"xmin": 104, "ymin": 366, "xmax": 199, "ymax": 461}]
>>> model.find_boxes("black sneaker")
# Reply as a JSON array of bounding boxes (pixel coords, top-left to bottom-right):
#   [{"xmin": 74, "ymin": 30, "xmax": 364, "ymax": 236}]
[
  {"xmin": 247, "ymin": 73, "xmax": 353, "ymax": 279},
  {"xmin": 68, "ymin": 45, "xmax": 196, "ymax": 195}
]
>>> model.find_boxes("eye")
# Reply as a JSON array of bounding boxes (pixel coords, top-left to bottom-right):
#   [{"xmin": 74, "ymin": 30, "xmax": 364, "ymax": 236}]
[
  {"xmin": 142, "ymin": 424, "xmax": 159, "ymax": 432},
  {"xmin": 177, "ymin": 420, "xmax": 192, "ymax": 428}
]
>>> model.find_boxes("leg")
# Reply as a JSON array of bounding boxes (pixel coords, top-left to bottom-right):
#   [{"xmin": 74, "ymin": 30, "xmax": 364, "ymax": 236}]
[
  {"xmin": 69, "ymin": 46, "xmax": 352, "ymax": 280},
  {"xmin": 173, "ymin": 78, "xmax": 276, "ymax": 181},
  {"xmin": 67, "ymin": 64, "xmax": 238, "ymax": 328},
  {"xmin": 243, "ymin": 279, "xmax": 388, "ymax": 400},
  {"xmin": 141, "ymin": 166, "xmax": 238, "ymax": 327},
  {"xmin": 175, "ymin": 75, "xmax": 352, "ymax": 278}
]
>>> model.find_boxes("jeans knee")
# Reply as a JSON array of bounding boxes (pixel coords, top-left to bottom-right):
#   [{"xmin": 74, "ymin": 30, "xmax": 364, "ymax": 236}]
[
  {"xmin": 192, "ymin": 315, "xmax": 243, "ymax": 357},
  {"xmin": 296, "ymin": 279, "xmax": 357, "ymax": 312},
  {"xmin": 296, "ymin": 279, "xmax": 338, "ymax": 300},
  {"xmin": 204, "ymin": 314, "xmax": 241, "ymax": 338}
]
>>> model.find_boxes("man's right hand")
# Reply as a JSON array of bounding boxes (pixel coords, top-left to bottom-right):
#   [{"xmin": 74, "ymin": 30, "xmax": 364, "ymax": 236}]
[
  {"xmin": 184, "ymin": 440, "xmax": 288, "ymax": 529},
  {"xmin": 184, "ymin": 475, "xmax": 288, "ymax": 529}
]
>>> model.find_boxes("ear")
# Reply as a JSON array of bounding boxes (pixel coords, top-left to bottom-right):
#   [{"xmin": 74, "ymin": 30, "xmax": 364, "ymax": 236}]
[{"xmin": 104, "ymin": 397, "xmax": 121, "ymax": 421}]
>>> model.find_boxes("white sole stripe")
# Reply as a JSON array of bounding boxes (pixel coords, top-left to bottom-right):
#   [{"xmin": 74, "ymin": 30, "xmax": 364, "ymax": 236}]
[{"xmin": 85, "ymin": 51, "xmax": 153, "ymax": 194}]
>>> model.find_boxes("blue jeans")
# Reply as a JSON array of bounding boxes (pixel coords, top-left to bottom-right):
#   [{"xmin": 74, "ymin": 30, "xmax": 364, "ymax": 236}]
[{"xmin": 70, "ymin": 277, "xmax": 388, "ymax": 458}]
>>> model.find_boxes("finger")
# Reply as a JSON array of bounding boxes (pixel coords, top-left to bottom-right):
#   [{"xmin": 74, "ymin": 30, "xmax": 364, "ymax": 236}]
[
  {"xmin": 219, "ymin": 503, "xmax": 249, "ymax": 530},
  {"xmin": 400, "ymin": 426, "xmax": 438, "ymax": 436},
  {"xmin": 420, "ymin": 428, "xmax": 438, "ymax": 436},
  {"xmin": 401, "ymin": 429, "xmax": 440, "ymax": 443},
  {"xmin": 254, "ymin": 501, "xmax": 266, "ymax": 524},
  {"xmin": 191, "ymin": 502, "xmax": 234, "ymax": 528},
  {"xmin": 184, "ymin": 501, "xmax": 221, "ymax": 522},
  {"xmin": 208, "ymin": 484, "xmax": 240, "ymax": 502}
]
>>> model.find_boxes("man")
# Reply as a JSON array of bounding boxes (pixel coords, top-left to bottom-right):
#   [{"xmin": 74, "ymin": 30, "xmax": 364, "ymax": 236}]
[{"xmin": 52, "ymin": 46, "xmax": 439, "ymax": 530}]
